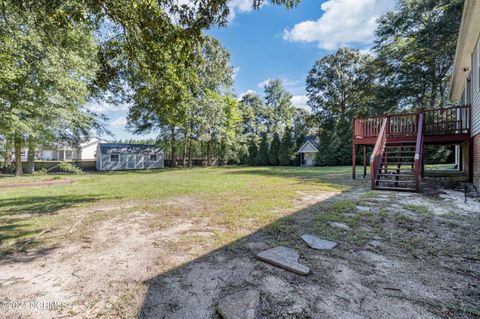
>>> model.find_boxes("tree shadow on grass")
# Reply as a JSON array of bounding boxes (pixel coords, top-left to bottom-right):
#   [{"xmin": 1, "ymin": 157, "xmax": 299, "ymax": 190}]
[
  {"xmin": 222, "ymin": 166, "xmax": 367, "ymax": 188},
  {"xmin": 137, "ymin": 184, "xmax": 479, "ymax": 319},
  {"xmin": 0, "ymin": 194, "xmax": 108, "ymax": 216},
  {"xmin": 136, "ymin": 188, "xmax": 382, "ymax": 318},
  {"xmin": 0, "ymin": 194, "xmax": 107, "ymax": 259}
]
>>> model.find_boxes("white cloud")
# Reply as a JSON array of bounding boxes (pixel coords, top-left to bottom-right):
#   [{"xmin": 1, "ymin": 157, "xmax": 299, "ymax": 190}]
[
  {"xmin": 291, "ymin": 95, "xmax": 310, "ymax": 110},
  {"xmin": 87, "ymin": 101, "xmax": 129, "ymax": 113},
  {"xmin": 175, "ymin": 0, "xmax": 258, "ymax": 23},
  {"xmin": 283, "ymin": 0, "xmax": 395, "ymax": 50},
  {"xmin": 238, "ymin": 89, "xmax": 258, "ymax": 100},
  {"xmin": 111, "ymin": 117, "xmax": 127, "ymax": 127},
  {"xmin": 233, "ymin": 67, "xmax": 240, "ymax": 79},
  {"xmin": 228, "ymin": 0, "xmax": 261, "ymax": 21},
  {"xmin": 257, "ymin": 79, "xmax": 272, "ymax": 89}
]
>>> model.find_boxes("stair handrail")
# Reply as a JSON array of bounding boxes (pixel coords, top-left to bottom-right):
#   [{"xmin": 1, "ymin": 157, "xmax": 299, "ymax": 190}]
[
  {"xmin": 414, "ymin": 112, "xmax": 425, "ymax": 192},
  {"xmin": 370, "ymin": 117, "xmax": 388, "ymax": 189}
]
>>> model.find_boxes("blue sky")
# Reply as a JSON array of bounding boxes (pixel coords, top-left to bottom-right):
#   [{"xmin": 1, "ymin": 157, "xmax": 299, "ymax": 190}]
[{"xmin": 104, "ymin": 0, "xmax": 396, "ymax": 140}]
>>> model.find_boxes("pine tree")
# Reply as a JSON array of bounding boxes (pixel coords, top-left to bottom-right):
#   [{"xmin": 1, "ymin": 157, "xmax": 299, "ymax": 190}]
[
  {"xmin": 247, "ymin": 140, "xmax": 258, "ymax": 165},
  {"xmin": 269, "ymin": 132, "xmax": 281, "ymax": 166},
  {"xmin": 279, "ymin": 129, "xmax": 294, "ymax": 166},
  {"xmin": 256, "ymin": 133, "xmax": 270, "ymax": 165}
]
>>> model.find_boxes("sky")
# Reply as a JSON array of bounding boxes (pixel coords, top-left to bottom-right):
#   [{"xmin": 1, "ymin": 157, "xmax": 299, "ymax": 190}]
[{"xmin": 104, "ymin": 0, "xmax": 396, "ymax": 140}]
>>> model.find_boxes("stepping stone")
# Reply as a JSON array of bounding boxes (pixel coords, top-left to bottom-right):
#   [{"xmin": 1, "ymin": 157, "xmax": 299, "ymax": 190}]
[
  {"xmin": 256, "ymin": 246, "xmax": 310, "ymax": 275},
  {"xmin": 327, "ymin": 222, "xmax": 351, "ymax": 231},
  {"xmin": 301, "ymin": 234, "xmax": 337, "ymax": 250},
  {"xmin": 356, "ymin": 205, "xmax": 370, "ymax": 212},
  {"xmin": 218, "ymin": 289, "xmax": 260, "ymax": 319}
]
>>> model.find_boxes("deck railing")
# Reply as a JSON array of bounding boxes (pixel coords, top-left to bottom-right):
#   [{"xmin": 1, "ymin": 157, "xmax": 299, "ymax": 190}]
[
  {"xmin": 353, "ymin": 105, "xmax": 471, "ymax": 139},
  {"xmin": 370, "ymin": 117, "xmax": 388, "ymax": 189}
]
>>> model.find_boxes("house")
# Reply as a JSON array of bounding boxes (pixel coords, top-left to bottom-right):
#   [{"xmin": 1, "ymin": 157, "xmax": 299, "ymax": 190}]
[
  {"xmin": 298, "ymin": 136, "xmax": 319, "ymax": 167},
  {"xmin": 449, "ymin": 0, "xmax": 480, "ymax": 189},
  {"xmin": 13, "ymin": 137, "xmax": 107, "ymax": 161},
  {"xmin": 96, "ymin": 143, "xmax": 164, "ymax": 171},
  {"xmin": 350, "ymin": 0, "xmax": 480, "ymax": 192}
]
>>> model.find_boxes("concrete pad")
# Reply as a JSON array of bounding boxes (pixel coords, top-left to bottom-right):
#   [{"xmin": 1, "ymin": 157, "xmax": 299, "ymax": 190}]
[
  {"xmin": 301, "ymin": 234, "xmax": 337, "ymax": 250},
  {"xmin": 218, "ymin": 289, "xmax": 260, "ymax": 319},
  {"xmin": 256, "ymin": 246, "xmax": 310, "ymax": 275},
  {"xmin": 327, "ymin": 222, "xmax": 351, "ymax": 231}
]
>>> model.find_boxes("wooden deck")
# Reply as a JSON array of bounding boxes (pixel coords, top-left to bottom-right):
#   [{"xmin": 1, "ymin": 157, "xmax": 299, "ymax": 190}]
[{"xmin": 352, "ymin": 105, "xmax": 473, "ymax": 192}]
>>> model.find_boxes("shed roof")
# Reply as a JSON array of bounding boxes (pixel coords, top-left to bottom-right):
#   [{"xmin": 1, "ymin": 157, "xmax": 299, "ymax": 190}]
[
  {"xmin": 304, "ymin": 135, "xmax": 319, "ymax": 148},
  {"xmin": 99, "ymin": 143, "xmax": 163, "ymax": 155},
  {"xmin": 298, "ymin": 136, "xmax": 320, "ymax": 153}
]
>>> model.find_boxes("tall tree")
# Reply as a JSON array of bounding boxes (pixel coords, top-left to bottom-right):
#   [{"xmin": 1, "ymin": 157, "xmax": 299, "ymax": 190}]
[
  {"xmin": 256, "ymin": 133, "xmax": 270, "ymax": 166},
  {"xmin": 264, "ymin": 79, "xmax": 295, "ymax": 133},
  {"xmin": 306, "ymin": 48, "xmax": 375, "ymax": 166},
  {"xmin": 374, "ymin": 0, "xmax": 464, "ymax": 109},
  {"xmin": 269, "ymin": 132, "xmax": 281, "ymax": 166},
  {"xmin": 279, "ymin": 128, "xmax": 294, "ymax": 166},
  {"xmin": 247, "ymin": 139, "xmax": 258, "ymax": 166},
  {"xmin": 0, "ymin": 2, "xmax": 102, "ymax": 175}
]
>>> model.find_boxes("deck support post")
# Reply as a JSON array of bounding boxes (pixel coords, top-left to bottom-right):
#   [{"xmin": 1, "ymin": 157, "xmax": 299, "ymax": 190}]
[
  {"xmin": 363, "ymin": 145, "xmax": 367, "ymax": 178},
  {"xmin": 469, "ymin": 138, "xmax": 474, "ymax": 182},
  {"xmin": 352, "ymin": 143, "xmax": 356, "ymax": 179}
]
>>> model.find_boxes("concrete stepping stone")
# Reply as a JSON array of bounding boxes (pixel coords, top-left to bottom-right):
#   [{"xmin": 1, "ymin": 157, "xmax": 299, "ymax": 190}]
[
  {"xmin": 356, "ymin": 205, "xmax": 370, "ymax": 212},
  {"xmin": 218, "ymin": 289, "xmax": 260, "ymax": 319},
  {"xmin": 256, "ymin": 246, "xmax": 310, "ymax": 275},
  {"xmin": 327, "ymin": 222, "xmax": 351, "ymax": 231},
  {"xmin": 301, "ymin": 234, "xmax": 337, "ymax": 250}
]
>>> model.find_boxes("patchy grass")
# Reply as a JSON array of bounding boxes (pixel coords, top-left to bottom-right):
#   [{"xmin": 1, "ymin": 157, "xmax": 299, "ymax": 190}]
[
  {"xmin": 0, "ymin": 166, "xmax": 352, "ymax": 255},
  {"xmin": 403, "ymin": 204, "xmax": 431, "ymax": 215}
]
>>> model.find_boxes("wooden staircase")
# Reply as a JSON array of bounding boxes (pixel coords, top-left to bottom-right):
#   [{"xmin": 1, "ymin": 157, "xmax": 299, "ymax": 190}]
[
  {"xmin": 375, "ymin": 143, "xmax": 416, "ymax": 191},
  {"xmin": 353, "ymin": 105, "xmax": 472, "ymax": 191},
  {"xmin": 370, "ymin": 114, "xmax": 424, "ymax": 192}
]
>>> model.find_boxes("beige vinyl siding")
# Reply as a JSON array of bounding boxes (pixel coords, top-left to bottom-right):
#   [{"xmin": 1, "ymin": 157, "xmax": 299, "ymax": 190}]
[{"xmin": 472, "ymin": 38, "xmax": 480, "ymax": 136}]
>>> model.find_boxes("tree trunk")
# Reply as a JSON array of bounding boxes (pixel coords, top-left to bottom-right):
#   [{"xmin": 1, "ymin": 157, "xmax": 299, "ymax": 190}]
[
  {"xmin": 207, "ymin": 140, "xmax": 212, "ymax": 166},
  {"xmin": 26, "ymin": 135, "xmax": 35, "ymax": 174},
  {"xmin": 3, "ymin": 136, "xmax": 12, "ymax": 173},
  {"xmin": 429, "ymin": 83, "xmax": 437, "ymax": 108},
  {"xmin": 182, "ymin": 136, "xmax": 187, "ymax": 167},
  {"xmin": 170, "ymin": 126, "xmax": 177, "ymax": 167},
  {"xmin": 14, "ymin": 133, "xmax": 23, "ymax": 175},
  {"xmin": 186, "ymin": 125, "xmax": 193, "ymax": 167},
  {"xmin": 188, "ymin": 142, "xmax": 193, "ymax": 167}
]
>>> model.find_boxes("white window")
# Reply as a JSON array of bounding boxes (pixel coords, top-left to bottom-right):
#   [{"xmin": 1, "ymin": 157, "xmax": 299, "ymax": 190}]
[
  {"xmin": 110, "ymin": 154, "xmax": 120, "ymax": 162},
  {"xmin": 149, "ymin": 154, "xmax": 158, "ymax": 162}
]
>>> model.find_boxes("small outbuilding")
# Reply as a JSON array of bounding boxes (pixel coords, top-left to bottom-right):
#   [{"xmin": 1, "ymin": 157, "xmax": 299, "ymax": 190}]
[
  {"xmin": 297, "ymin": 136, "xmax": 319, "ymax": 167},
  {"xmin": 96, "ymin": 143, "xmax": 164, "ymax": 171}
]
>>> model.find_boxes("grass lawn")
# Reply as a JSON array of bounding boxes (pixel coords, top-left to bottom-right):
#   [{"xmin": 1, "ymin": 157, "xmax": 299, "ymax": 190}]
[
  {"xmin": 0, "ymin": 166, "xmax": 354, "ymax": 256},
  {"xmin": 1, "ymin": 166, "xmax": 479, "ymax": 318}
]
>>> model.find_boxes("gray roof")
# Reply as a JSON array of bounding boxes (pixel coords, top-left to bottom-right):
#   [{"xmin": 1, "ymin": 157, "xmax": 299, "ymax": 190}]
[
  {"xmin": 304, "ymin": 135, "xmax": 319, "ymax": 148},
  {"xmin": 99, "ymin": 143, "xmax": 163, "ymax": 155}
]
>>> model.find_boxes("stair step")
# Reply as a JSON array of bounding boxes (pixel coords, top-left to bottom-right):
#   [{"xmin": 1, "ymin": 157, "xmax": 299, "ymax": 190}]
[
  {"xmin": 376, "ymin": 186, "xmax": 416, "ymax": 192},
  {"xmin": 386, "ymin": 145, "xmax": 416, "ymax": 148},
  {"xmin": 382, "ymin": 156, "xmax": 415, "ymax": 159},
  {"xmin": 377, "ymin": 173, "xmax": 415, "ymax": 177},
  {"xmin": 381, "ymin": 162, "xmax": 414, "ymax": 165},
  {"xmin": 384, "ymin": 151, "xmax": 416, "ymax": 154},
  {"xmin": 376, "ymin": 179, "xmax": 414, "ymax": 184}
]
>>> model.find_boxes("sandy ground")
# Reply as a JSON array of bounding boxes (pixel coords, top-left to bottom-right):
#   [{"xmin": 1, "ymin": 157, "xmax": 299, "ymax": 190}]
[{"xmin": 0, "ymin": 182, "xmax": 479, "ymax": 318}]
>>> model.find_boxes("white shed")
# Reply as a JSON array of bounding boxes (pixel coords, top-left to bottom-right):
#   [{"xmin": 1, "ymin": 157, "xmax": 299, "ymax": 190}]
[
  {"xmin": 298, "ymin": 136, "xmax": 320, "ymax": 167},
  {"xmin": 96, "ymin": 143, "xmax": 164, "ymax": 171}
]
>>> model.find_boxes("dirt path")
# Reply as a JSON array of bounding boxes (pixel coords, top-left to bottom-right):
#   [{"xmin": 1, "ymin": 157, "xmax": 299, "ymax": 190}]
[{"xmin": 0, "ymin": 186, "xmax": 479, "ymax": 318}]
